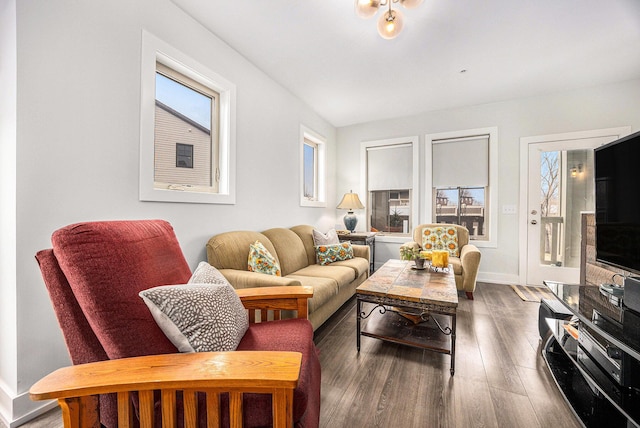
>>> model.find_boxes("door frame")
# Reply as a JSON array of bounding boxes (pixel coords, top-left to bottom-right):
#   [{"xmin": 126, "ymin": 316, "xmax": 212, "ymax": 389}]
[{"xmin": 518, "ymin": 126, "xmax": 631, "ymax": 286}]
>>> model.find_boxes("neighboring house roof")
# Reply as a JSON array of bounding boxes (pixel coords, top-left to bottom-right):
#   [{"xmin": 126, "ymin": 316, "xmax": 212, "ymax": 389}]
[{"xmin": 155, "ymin": 100, "xmax": 211, "ymax": 136}]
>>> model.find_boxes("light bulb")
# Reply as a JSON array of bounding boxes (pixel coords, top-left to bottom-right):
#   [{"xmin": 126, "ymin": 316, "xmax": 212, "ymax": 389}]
[
  {"xmin": 355, "ymin": 0, "xmax": 380, "ymax": 19},
  {"xmin": 400, "ymin": 0, "xmax": 424, "ymax": 9},
  {"xmin": 377, "ymin": 8, "xmax": 404, "ymax": 39}
]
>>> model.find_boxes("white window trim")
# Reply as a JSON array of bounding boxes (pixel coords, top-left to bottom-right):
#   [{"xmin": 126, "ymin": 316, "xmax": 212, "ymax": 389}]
[
  {"xmin": 139, "ymin": 30, "xmax": 236, "ymax": 204},
  {"xmin": 360, "ymin": 136, "xmax": 419, "ymax": 243},
  {"xmin": 424, "ymin": 127, "xmax": 498, "ymax": 248},
  {"xmin": 300, "ymin": 125, "xmax": 326, "ymax": 207}
]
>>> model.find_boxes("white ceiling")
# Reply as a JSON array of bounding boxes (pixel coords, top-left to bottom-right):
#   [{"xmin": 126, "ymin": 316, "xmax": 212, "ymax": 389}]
[{"xmin": 171, "ymin": 0, "xmax": 640, "ymax": 127}]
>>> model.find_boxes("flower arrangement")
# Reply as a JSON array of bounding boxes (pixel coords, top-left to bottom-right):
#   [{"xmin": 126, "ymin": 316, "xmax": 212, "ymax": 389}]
[{"xmin": 400, "ymin": 245, "xmax": 421, "ymax": 261}]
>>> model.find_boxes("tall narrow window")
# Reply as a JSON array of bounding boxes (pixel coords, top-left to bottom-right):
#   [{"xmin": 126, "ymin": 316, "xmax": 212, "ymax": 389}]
[
  {"xmin": 366, "ymin": 142, "xmax": 415, "ymax": 235},
  {"xmin": 300, "ymin": 126, "xmax": 326, "ymax": 207},
  {"xmin": 303, "ymin": 138, "xmax": 318, "ymax": 200},
  {"xmin": 154, "ymin": 63, "xmax": 218, "ymax": 189},
  {"xmin": 432, "ymin": 135, "xmax": 489, "ymax": 240}
]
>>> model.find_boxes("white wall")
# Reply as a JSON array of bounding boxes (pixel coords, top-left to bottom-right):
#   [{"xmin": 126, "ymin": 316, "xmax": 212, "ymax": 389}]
[
  {"xmin": 336, "ymin": 79, "xmax": 640, "ymax": 284},
  {"xmin": 0, "ymin": 0, "xmax": 18, "ymax": 423},
  {"xmin": 2, "ymin": 0, "xmax": 337, "ymax": 425}
]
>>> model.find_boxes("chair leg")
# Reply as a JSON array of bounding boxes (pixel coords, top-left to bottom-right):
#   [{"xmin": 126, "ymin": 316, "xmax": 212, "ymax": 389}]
[{"xmin": 465, "ymin": 292, "xmax": 474, "ymax": 300}]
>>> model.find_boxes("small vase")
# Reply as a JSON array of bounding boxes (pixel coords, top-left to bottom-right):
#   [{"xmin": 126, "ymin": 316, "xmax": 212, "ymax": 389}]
[{"xmin": 414, "ymin": 257, "xmax": 425, "ymax": 269}]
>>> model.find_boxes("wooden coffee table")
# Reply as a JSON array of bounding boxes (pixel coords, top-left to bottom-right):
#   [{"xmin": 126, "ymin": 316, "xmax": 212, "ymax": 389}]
[{"xmin": 356, "ymin": 259, "xmax": 458, "ymax": 375}]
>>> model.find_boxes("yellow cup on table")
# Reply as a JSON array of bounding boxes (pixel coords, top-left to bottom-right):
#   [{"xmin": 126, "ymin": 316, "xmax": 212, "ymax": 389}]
[{"xmin": 431, "ymin": 250, "xmax": 449, "ymax": 268}]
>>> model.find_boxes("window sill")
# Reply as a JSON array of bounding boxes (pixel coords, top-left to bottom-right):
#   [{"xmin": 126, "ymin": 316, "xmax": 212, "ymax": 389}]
[
  {"xmin": 374, "ymin": 235, "xmax": 412, "ymax": 244},
  {"xmin": 300, "ymin": 199, "xmax": 326, "ymax": 208}
]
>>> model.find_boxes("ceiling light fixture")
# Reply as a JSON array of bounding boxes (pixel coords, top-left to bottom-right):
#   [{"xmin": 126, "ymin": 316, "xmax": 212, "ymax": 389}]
[{"xmin": 355, "ymin": 0, "xmax": 424, "ymax": 39}]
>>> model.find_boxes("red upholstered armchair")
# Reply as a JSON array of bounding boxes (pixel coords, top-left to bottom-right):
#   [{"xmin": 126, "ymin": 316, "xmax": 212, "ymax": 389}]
[{"xmin": 32, "ymin": 220, "xmax": 320, "ymax": 428}]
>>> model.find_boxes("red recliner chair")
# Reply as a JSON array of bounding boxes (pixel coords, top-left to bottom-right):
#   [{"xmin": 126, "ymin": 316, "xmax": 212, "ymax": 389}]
[{"xmin": 33, "ymin": 220, "xmax": 321, "ymax": 427}]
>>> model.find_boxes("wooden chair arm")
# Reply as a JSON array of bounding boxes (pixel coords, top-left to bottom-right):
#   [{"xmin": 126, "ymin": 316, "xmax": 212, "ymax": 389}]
[
  {"xmin": 30, "ymin": 351, "xmax": 302, "ymax": 428},
  {"xmin": 236, "ymin": 286, "xmax": 313, "ymax": 323}
]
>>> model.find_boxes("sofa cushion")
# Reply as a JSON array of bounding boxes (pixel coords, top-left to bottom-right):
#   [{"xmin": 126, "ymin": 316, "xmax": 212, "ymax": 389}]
[
  {"xmin": 285, "ymin": 274, "xmax": 338, "ymax": 313},
  {"xmin": 290, "ymin": 224, "xmax": 318, "ymax": 266},
  {"xmin": 315, "ymin": 242, "xmax": 354, "ymax": 265},
  {"xmin": 139, "ymin": 283, "xmax": 249, "ymax": 353},
  {"xmin": 292, "ymin": 264, "xmax": 355, "ymax": 289},
  {"xmin": 248, "ymin": 241, "xmax": 281, "ymax": 276},
  {"xmin": 330, "ymin": 257, "xmax": 370, "ymax": 278},
  {"xmin": 262, "ymin": 228, "xmax": 309, "ymax": 276},
  {"xmin": 207, "ymin": 231, "xmax": 278, "ymax": 272}
]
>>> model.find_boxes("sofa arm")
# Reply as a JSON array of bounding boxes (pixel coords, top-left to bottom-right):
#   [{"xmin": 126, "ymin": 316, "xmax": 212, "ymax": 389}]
[
  {"xmin": 30, "ymin": 351, "xmax": 301, "ymax": 428},
  {"xmin": 220, "ymin": 269, "xmax": 302, "ymax": 290},
  {"xmin": 460, "ymin": 243, "xmax": 481, "ymax": 292},
  {"xmin": 352, "ymin": 244, "xmax": 370, "ymax": 262}
]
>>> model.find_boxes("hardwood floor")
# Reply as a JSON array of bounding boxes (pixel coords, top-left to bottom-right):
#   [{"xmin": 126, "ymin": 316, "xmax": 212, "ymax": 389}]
[
  {"xmin": 7, "ymin": 282, "xmax": 580, "ymax": 428},
  {"xmin": 313, "ymin": 282, "xmax": 581, "ymax": 428}
]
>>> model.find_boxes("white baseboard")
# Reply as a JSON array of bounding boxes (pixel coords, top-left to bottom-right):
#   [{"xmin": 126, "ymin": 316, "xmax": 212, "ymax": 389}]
[
  {"xmin": 477, "ymin": 271, "xmax": 521, "ymax": 285},
  {"xmin": 0, "ymin": 387, "xmax": 57, "ymax": 428}
]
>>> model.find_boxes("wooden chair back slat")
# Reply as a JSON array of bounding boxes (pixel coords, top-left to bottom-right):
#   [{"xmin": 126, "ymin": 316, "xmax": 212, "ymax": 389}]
[
  {"xmin": 161, "ymin": 390, "xmax": 176, "ymax": 427},
  {"xmin": 206, "ymin": 392, "xmax": 220, "ymax": 428}
]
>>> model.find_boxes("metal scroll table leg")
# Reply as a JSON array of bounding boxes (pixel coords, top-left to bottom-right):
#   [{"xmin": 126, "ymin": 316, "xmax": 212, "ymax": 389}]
[
  {"xmin": 356, "ymin": 298, "xmax": 361, "ymax": 352},
  {"xmin": 450, "ymin": 313, "xmax": 456, "ymax": 376}
]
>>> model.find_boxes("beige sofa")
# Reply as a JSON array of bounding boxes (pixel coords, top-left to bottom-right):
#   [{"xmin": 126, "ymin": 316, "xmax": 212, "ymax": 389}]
[
  {"xmin": 401, "ymin": 223, "xmax": 481, "ymax": 299},
  {"xmin": 206, "ymin": 225, "xmax": 370, "ymax": 330}
]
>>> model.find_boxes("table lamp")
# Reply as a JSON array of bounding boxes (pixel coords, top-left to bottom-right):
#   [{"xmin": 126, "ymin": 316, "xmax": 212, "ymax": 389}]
[{"xmin": 337, "ymin": 190, "xmax": 364, "ymax": 233}]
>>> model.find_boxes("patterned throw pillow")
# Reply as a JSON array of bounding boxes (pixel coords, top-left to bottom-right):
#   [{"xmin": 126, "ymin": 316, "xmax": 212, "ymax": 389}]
[
  {"xmin": 315, "ymin": 242, "xmax": 354, "ymax": 266},
  {"xmin": 188, "ymin": 261, "xmax": 229, "ymax": 285},
  {"xmin": 248, "ymin": 241, "xmax": 281, "ymax": 276},
  {"xmin": 421, "ymin": 226, "xmax": 460, "ymax": 257},
  {"xmin": 312, "ymin": 228, "xmax": 339, "ymax": 246},
  {"xmin": 139, "ymin": 283, "xmax": 249, "ymax": 353}
]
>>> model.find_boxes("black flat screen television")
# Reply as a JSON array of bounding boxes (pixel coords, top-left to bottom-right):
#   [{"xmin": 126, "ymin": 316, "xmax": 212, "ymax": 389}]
[{"xmin": 595, "ymin": 130, "xmax": 640, "ymax": 274}]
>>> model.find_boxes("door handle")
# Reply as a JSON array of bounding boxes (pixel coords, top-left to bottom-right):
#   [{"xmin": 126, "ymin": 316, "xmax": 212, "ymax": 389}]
[{"xmin": 531, "ymin": 220, "xmax": 538, "ymax": 225}]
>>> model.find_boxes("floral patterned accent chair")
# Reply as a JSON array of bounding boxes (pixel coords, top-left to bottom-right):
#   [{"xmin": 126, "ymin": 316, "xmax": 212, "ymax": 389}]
[{"xmin": 400, "ymin": 223, "xmax": 481, "ymax": 299}]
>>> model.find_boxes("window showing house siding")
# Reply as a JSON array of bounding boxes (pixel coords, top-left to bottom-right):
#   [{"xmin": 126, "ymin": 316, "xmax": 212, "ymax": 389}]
[
  {"xmin": 140, "ymin": 31, "xmax": 236, "ymax": 204},
  {"xmin": 154, "ymin": 63, "xmax": 219, "ymax": 190}
]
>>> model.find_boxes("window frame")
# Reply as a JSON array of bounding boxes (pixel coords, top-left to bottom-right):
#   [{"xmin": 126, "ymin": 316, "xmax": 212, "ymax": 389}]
[
  {"xmin": 424, "ymin": 127, "xmax": 498, "ymax": 248},
  {"xmin": 300, "ymin": 125, "xmax": 326, "ymax": 207},
  {"xmin": 139, "ymin": 30, "xmax": 236, "ymax": 204},
  {"xmin": 360, "ymin": 136, "xmax": 419, "ymax": 242}
]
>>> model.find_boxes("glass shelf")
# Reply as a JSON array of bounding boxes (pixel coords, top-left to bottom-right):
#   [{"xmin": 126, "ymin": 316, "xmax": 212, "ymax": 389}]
[
  {"xmin": 542, "ymin": 281, "xmax": 640, "ymax": 427},
  {"xmin": 544, "ymin": 281, "xmax": 640, "ymax": 361}
]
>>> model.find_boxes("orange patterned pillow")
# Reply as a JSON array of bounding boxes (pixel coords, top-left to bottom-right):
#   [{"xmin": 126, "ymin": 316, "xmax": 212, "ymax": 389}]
[
  {"xmin": 248, "ymin": 241, "xmax": 281, "ymax": 276},
  {"xmin": 421, "ymin": 226, "xmax": 459, "ymax": 257}
]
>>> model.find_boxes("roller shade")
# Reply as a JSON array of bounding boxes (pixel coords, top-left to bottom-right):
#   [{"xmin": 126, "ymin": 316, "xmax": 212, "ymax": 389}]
[
  {"xmin": 367, "ymin": 144, "xmax": 413, "ymax": 191},
  {"xmin": 432, "ymin": 136, "xmax": 489, "ymax": 188}
]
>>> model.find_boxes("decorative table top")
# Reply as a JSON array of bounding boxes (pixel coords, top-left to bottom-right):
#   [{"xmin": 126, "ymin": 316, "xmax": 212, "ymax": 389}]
[{"xmin": 356, "ymin": 259, "xmax": 458, "ymax": 308}]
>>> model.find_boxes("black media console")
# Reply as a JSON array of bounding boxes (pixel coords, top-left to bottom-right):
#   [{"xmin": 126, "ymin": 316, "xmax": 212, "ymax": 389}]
[{"xmin": 539, "ymin": 281, "xmax": 640, "ymax": 427}]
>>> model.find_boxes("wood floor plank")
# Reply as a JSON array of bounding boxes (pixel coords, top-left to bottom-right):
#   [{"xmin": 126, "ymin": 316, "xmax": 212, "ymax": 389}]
[{"xmin": 489, "ymin": 386, "xmax": 541, "ymax": 428}]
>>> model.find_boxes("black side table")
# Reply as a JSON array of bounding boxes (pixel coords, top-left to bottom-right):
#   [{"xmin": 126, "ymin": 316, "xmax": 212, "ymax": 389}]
[{"xmin": 338, "ymin": 232, "xmax": 376, "ymax": 274}]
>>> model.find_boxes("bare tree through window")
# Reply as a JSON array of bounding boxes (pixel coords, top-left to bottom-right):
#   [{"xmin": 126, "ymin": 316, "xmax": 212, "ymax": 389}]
[{"xmin": 540, "ymin": 151, "xmax": 561, "ymax": 263}]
